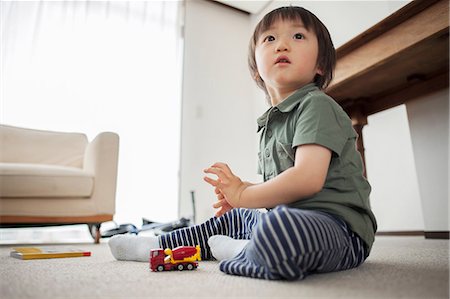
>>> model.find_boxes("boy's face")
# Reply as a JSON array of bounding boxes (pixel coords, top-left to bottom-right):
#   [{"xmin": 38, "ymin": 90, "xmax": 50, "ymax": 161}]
[{"xmin": 255, "ymin": 19, "xmax": 321, "ymax": 99}]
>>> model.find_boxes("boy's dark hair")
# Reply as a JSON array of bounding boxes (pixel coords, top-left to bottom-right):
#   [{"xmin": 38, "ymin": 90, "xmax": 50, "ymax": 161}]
[{"xmin": 248, "ymin": 6, "xmax": 336, "ymax": 95}]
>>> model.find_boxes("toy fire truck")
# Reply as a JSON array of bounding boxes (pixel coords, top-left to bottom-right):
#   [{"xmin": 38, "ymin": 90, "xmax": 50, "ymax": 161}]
[{"xmin": 150, "ymin": 245, "xmax": 201, "ymax": 272}]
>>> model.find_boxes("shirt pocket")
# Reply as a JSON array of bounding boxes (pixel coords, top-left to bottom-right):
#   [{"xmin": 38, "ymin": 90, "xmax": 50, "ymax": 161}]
[{"xmin": 275, "ymin": 142, "xmax": 295, "ymax": 171}]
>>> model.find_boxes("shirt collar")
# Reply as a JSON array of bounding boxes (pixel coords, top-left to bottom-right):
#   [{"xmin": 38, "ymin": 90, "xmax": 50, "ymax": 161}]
[{"xmin": 257, "ymin": 83, "xmax": 318, "ymax": 132}]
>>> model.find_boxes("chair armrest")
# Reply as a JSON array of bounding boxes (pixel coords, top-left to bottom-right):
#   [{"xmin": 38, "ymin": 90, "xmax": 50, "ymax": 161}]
[{"xmin": 83, "ymin": 132, "xmax": 120, "ymax": 214}]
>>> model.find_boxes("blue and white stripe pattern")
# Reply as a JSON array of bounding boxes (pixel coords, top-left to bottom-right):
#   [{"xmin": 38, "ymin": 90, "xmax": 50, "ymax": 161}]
[
  {"xmin": 159, "ymin": 205, "xmax": 367, "ymax": 280},
  {"xmin": 159, "ymin": 208, "xmax": 260, "ymax": 260}
]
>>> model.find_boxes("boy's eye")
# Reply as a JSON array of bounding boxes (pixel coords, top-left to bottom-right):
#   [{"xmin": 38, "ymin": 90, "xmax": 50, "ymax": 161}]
[
  {"xmin": 293, "ymin": 33, "xmax": 304, "ymax": 40},
  {"xmin": 263, "ymin": 35, "xmax": 275, "ymax": 42}
]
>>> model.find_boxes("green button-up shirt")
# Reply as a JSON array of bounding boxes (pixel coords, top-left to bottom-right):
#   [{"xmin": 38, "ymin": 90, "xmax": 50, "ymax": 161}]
[{"xmin": 257, "ymin": 83, "xmax": 377, "ymax": 252}]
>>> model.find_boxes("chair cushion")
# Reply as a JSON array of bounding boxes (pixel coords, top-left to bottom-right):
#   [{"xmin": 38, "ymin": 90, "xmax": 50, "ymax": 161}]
[
  {"xmin": 0, "ymin": 163, "xmax": 94, "ymax": 198},
  {"xmin": 0, "ymin": 125, "xmax": 87, "ymax": 168}
]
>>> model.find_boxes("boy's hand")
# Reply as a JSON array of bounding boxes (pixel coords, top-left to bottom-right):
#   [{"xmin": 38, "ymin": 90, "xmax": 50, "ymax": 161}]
[
  {"xmin": 212, "ymin": 187, "xmax": 233, "ymax": 217},
  {"xmin": 203, "ymin": 162, "xmax": 247, "ymax": 208}
]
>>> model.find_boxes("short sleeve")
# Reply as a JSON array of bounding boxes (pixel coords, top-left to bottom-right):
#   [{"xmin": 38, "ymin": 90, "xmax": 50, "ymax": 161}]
[{"xmin": 292, "ymin": 94, "xmax": 354, "ymax": 156}]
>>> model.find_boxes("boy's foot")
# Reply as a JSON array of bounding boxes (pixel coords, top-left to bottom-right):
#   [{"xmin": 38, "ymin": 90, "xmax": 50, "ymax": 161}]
[
  {"xmin": 108, "ymin": 235, "xmax": 159, "ymax": 262},
  {"xmin": 208, "ymin": 235, "xmax": 249, "ymax": 261}
]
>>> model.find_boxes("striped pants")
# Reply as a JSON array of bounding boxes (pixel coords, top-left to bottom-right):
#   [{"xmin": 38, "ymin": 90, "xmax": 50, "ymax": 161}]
[{"xmin": 159, "ymin": 205, "xmax": 367, "ymax": 280}]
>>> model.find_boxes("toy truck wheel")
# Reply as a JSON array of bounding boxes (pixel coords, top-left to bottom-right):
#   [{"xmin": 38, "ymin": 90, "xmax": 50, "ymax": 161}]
[
  {"xmin": 187, "ymin": 263, "xmax": 194, "ymax": 270},
  {"xmin": 177, "ymin": 264, "xmax": 184, "ymax": 271},
  {"xmin": 156, "ymin": 265, "xmax": 165, "ymax": 272}
]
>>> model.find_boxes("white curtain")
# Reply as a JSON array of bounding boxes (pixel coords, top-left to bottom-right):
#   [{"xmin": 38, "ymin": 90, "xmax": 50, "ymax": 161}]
[{"xmin": 1, "ymin": 1, "xmax": 184, "ymax": 224}]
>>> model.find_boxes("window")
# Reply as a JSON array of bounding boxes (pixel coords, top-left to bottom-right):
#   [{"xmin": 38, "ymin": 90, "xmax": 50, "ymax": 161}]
[{"xmin": 1, "ymin": 1, "xmax": 184, "ymax": 224}]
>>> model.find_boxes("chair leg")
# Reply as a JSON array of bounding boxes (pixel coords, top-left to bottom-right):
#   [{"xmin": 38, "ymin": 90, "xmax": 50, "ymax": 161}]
[{"xmin": 88, "ymin": 223, "xmax": 102, "ymax": 244}]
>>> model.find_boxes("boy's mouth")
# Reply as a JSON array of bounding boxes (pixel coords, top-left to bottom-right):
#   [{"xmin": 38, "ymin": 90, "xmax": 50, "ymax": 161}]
[{"xmin": 275, "ymin": 56, "xmax": 291, "ymax": 64}]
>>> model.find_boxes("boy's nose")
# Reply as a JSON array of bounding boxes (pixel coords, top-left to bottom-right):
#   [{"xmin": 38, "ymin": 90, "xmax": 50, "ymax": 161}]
[{"xmin": 275, "ymin": 39, "xmax": 289, "ymax": 52}]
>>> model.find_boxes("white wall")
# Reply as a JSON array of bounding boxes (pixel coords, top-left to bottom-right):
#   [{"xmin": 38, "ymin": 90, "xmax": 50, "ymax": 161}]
[
  {"xmin": 364, "ymin": 106, "xmax": 424, "ymax": 231},
  {"xmin": 406, "ymin": 89, "xmax": 449, "ymax": 231},
  {"xmin": 249, "ymin": 1, "xmax": 411, "ymax": 48},
  {"xmin": 179, "ymin": 0, "xmax": 256, "ymax": 223}
]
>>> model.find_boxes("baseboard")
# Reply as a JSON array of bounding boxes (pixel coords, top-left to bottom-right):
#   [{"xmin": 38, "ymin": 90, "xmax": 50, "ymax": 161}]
[
  {"xmin": 424, "ymin": 231, "xmax": 450, "ymax": 239},
  {"xmin": 376, "ymin": 230, "xmax": 449, "ymax": 239},
  {"xmin": 376, "ymin": 231, "xmax": 424, "ymax": 236}
]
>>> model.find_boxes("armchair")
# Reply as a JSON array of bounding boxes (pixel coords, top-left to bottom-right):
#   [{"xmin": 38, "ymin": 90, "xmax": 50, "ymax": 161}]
[{"xmin": 0, "ymin": 125, "xmax": 119, "ymax": 243}]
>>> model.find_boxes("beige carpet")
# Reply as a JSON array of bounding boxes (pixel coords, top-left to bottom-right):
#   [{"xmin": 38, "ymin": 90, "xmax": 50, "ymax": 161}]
[{"xmin": 0, "ymin": 236, "xmax": 448, "ymax": 299}]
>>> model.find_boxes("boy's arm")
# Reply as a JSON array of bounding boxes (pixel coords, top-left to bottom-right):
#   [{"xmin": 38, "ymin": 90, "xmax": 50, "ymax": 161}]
[
  {"xmin": 241, "ymin": 144, "xmax": 331, "ymax": 208},
  {"xmin": 203, "ymin": 144, "xmax": 331, "ymax": 209}
]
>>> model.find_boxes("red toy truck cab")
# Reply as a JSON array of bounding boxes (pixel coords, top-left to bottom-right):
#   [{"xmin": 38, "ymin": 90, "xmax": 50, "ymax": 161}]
[{"xmin": 150, "ymin": 245, "xmax": 201, "ymax": 272}]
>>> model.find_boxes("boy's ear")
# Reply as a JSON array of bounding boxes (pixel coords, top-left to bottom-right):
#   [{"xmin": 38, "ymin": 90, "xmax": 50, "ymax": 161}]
[
  {"xmin": 316, "ymin": 67, "xmax": 324, "ymax": 76},
  {"xmin": 315, "ymin": 62, "xmax": 324, "ymax": 76}
]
